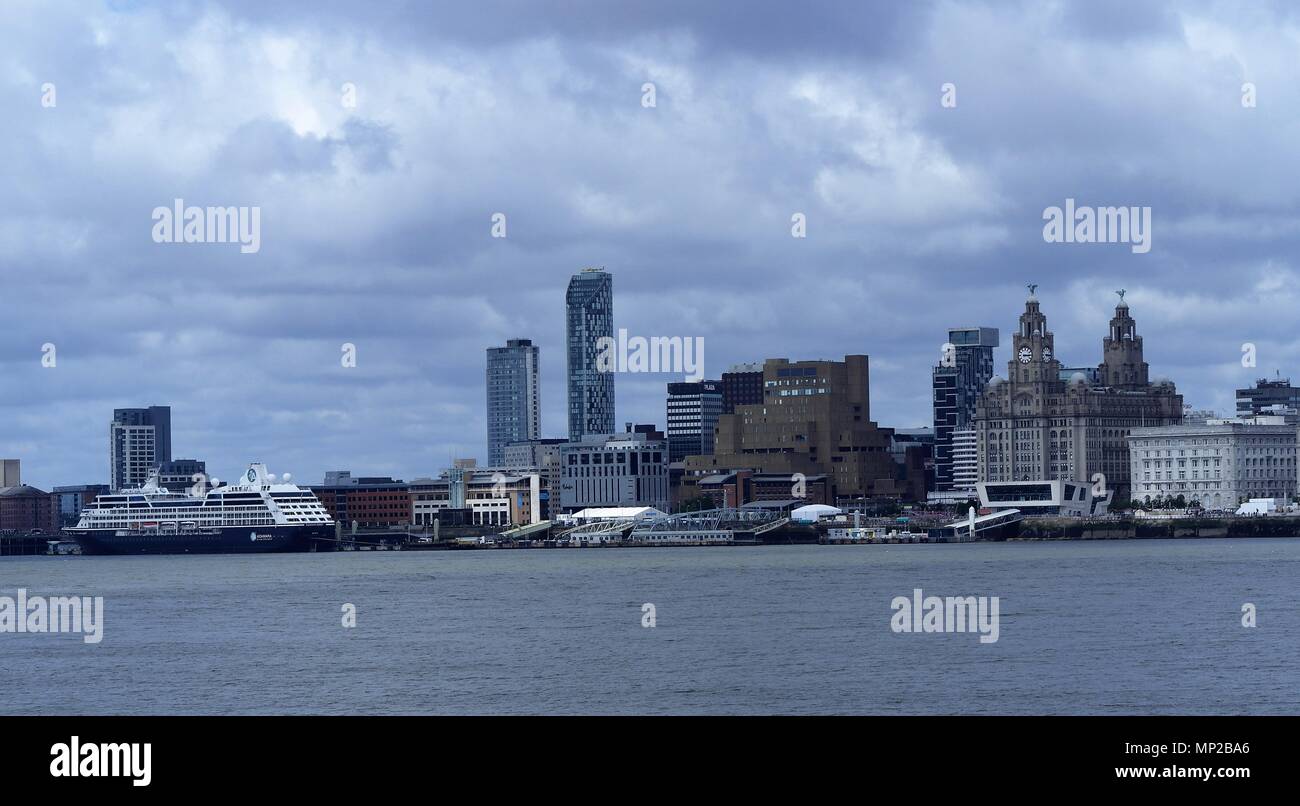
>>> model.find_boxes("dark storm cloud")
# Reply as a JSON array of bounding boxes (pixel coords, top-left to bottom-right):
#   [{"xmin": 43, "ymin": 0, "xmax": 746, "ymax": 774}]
[{"xmin": 1, "ymin": 0, "xmax": 1297, "ymax": 487}]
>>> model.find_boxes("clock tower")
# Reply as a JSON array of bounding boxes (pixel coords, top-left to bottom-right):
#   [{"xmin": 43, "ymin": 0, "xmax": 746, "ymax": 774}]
[
  {"xmin": 975, "ymin": 287, "xmax": 1183, "ymax": 495},
  {"xmin": 1009, "ymin": 285, "xmax": 1060, "ymax": 384}
]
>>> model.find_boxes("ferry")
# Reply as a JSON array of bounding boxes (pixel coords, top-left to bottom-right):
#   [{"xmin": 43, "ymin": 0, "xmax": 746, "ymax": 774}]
[
  {"xmin": 64, "ymin": 463, "xmax": 335, "ymax": 555},
  {"xmin": 822, "ymin": 527, "xmax": 929, "ymax": 544}
]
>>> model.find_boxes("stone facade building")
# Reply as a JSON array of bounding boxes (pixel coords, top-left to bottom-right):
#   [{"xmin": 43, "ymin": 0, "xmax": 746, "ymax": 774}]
[
  {"xmin": 1128, "ymin": 417, "xmax": 1297, "ymax": 509},
  {"xmin": 976, "ymin": 290, "xmax": 1182, "ymax": 497}
]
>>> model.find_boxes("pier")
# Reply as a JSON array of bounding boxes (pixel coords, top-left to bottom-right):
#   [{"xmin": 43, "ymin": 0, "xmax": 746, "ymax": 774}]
[{"xmin": 0, "ymin": 532, "xmax": 57, "ymax": 556}]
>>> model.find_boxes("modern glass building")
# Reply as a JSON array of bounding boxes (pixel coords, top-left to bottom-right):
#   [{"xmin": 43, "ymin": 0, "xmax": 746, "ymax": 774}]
[
  {"xmin": 666, "ymin": 380, "xmax": 723, "ymax": 462},
  {"xmin": 565, "ymin": 268, "xmax": 615, "ymax": 441},
  {"xmin": 932, "ymin": 327, "xmax": 998, "ymax": 491},
  {"xmin": 486, "ymin": 338, "xmax": 541, "ymax": 465},
  {"xmin": 1236, "ymin": 375, "xmax": 1300, "ymax": 418}
]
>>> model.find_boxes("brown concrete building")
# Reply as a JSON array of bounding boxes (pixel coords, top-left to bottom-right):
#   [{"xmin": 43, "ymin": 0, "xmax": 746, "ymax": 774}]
[
  {"xmin": 0, "ymin": 485, "xmax": 57, "ymax": 533},
  {"xmin": 692, "ymin": 470, "xmax": 832, "ymax": 508},
  {"xmin": 683, "ymin": 355, "xmax": 912, "ymax": 503}
]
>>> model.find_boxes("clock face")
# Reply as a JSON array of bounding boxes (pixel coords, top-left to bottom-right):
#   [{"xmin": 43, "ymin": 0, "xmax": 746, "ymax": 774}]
[
  {"xmin": 1018, "ymin": 347, "xmax": 1032, "ymax": 364},
  {"xmin": 1042, "ymin": 347, "xmax": 1053, "ymax": 361}
]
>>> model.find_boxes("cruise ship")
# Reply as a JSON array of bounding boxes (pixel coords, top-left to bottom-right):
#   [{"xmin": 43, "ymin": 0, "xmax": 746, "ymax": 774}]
[{"xmin": 65, "ymin": 463, "xmax": 336, "ymax": 554}]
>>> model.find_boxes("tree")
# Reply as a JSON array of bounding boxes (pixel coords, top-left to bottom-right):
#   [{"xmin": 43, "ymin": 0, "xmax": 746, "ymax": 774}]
[{"xmin": 678, "ymin": 495, "xmax": 714, "ymax": 513}]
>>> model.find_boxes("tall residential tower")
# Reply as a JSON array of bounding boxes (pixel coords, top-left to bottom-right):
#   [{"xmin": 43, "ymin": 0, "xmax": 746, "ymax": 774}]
[
  {"xmin": 565, "ymin": 268, "xmax": 615, "ymax": 441},
  {"xmin": 486, "ymin": 338, "xmax": 541, "ymax": 465},
  {"xmin": 931, "ymin": 327, "xmax": 999, "ymax": 492},
  {"xmin": 109, "ymin": 406, "xmax": 172, "ymax": 491}
]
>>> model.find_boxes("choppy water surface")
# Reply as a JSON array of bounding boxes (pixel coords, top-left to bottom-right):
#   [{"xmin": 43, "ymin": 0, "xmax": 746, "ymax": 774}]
[{"xmin": 3, "ymin": 540, "xmax": 1297, "ymax": 714}]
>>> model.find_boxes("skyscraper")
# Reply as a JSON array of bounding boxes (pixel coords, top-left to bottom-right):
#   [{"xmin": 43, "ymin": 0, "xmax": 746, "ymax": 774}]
[
  {"xmin": 932, "ymin": 327, "xmax": 998, "ymax": 492},
  {"xmin": 566, "ymin": 268, "xmax": 615, "ymax": 441},
  {"xmin": 109, "ymin": 406, "xmax": 172, "ymax": 491},
  {"xmin": 486, "ymin": 338, "xmax": 541, "ymax": 465},
  {"xmin": 666, "ymin": 380, "xmax": 723, "ymax": 463}
]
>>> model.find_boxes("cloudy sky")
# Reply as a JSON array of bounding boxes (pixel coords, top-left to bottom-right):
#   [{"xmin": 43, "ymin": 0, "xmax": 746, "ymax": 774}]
[{"xmin": 3, "ymin": 0, "xmax": 1299, "ymax": 489}]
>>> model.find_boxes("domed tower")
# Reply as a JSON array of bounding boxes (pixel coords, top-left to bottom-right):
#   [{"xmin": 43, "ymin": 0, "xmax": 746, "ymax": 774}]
[
  {"xmin": 1098, "ymin": 289, "xmax": 1149, "ymax": 389},
  {"xmin": 1009, "ymin": 284, "xmax": 1059, "ymax": 384}
]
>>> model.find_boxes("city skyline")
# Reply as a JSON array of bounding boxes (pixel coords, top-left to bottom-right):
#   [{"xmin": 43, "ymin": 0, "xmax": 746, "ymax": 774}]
[
  {"xmin": 0, "ymin": 276, "xmax": 1279, "ymax": 491},
  {"xmin": 6, "ymin": 1, "xmax": 1300, "ymax": 489}
]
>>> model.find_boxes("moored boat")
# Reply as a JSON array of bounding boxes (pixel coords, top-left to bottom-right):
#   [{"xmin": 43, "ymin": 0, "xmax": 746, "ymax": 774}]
[{"xmin": 64, "ymin": 463, "xmax": 335, "ymax": 555}]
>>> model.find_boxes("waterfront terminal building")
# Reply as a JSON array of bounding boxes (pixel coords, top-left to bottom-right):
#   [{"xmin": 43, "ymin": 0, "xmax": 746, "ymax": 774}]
[{"xmin": 559, "ymin": 424, "xmax": 670, "ymax": 513}]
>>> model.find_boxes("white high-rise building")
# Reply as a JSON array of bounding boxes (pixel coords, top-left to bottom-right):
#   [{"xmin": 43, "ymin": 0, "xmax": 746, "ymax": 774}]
[
  {"xmin": 952, "ymin": 427, "xmax": 979, "ymax": 493},
  {"xmin": 109, "ymin": 406, "xmax": 172, "ymax": 492}
]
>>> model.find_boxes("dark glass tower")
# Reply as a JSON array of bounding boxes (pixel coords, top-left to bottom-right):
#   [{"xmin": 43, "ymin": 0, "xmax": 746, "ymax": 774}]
[
  {"xmin": 666, "ymin": 380, "xmax": 723, "ymax": 462},
  {"xmin": 566, "ymin": 268, "xmax": 615, "ymax": 441},
  {"xmin": 932, "ymin": 327, "xmax": 998, "ymax": 491}
]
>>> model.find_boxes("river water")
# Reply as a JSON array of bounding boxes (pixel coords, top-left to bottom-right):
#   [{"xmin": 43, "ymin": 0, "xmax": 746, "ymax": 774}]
[{"xmin": 3, "ymin": 539, "xmax": 1297, "ymax": 714}]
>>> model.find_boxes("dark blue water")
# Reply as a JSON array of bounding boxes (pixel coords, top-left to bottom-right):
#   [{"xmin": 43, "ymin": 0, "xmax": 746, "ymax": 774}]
[{"xmin": 3, "ymin": 540, "xmax": 1298, "ymax": 714}]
